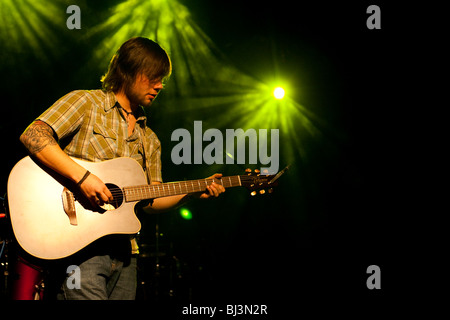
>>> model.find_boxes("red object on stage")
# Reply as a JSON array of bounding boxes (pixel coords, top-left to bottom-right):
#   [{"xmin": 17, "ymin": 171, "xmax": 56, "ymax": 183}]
[{"xmin": 11, "ymin": 256, "xmax": 44, "ymax": 300}]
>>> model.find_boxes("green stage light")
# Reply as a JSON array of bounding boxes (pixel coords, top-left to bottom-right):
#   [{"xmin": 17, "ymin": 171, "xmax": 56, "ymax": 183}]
[
  {"xmin": 179, "ymin": 207, "xmax": 193, "ymax": 220},
  {"xmin": 273, "ymin": 87, "xmax": 285, "ymax": 100},
  {"xmin": 0, "ymin": 0, "xmax": 65, "ymax": 66}
]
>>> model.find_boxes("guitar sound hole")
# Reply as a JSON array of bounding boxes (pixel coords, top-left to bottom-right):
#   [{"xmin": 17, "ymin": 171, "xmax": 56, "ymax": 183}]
[{"xmin": 103, "ymin": 183, "xmax": 124, "ymax": 211}]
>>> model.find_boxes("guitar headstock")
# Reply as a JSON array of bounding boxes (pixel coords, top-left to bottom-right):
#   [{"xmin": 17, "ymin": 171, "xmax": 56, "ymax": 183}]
[{"xmin": 240, "ymin": 168, "xmax": 278, "ymax": 196}]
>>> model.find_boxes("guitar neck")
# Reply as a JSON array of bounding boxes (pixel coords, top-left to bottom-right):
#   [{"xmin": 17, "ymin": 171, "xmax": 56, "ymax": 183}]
[{"xmin": 123, "ymin": 176, "xmax": 243, "ymax": 202}]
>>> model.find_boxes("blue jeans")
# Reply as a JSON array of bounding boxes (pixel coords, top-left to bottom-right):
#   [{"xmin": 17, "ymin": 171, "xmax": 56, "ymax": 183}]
[
  {"xmin": 55, "ymin": 235, "xmax": 137, "ymax": 300},
  {"xmin": 58, "ymin": 254, "xmax": 137, "ymax": 300}
]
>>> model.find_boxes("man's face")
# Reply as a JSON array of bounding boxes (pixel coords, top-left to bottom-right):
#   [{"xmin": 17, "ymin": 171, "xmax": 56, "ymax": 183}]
[{"xmin": 126, "ymin": 74, "xmax": 164, "ymax": 108}]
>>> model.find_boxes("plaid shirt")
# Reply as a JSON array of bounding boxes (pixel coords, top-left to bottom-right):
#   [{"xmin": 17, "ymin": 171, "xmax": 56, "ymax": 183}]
[{"xmin": 38, "ymin": 89, "xmax": 162, "ymax": 184}]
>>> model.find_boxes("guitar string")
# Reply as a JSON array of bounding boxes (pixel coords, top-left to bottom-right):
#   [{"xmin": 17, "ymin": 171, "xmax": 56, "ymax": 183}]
[
  {"xmin": 117, "ymin": 177, "xmax": 243, "ymax": 192},
  {"xmin": 71, "ymin": 175, "xmax": 268, "ymax": 205},
  {"xmin": 122, "ymin": 178, "xmax": 241, "ymax": 196},
  {"xmin": 106, "ymin": 176, "xmax": 260, "ymax": 193},
  {"xmin": 103, "ymin": 175, "xmax": 264, "ymax": 201}
]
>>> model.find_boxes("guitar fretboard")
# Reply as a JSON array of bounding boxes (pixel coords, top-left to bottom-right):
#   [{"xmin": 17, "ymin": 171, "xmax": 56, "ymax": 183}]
[{"xmin": 123, "ymin": 176, "xmax": 242, "ymax": 202}]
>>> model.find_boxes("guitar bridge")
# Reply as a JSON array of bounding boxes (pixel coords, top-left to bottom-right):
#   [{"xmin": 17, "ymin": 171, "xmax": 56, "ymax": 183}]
[{"xmin": 62, "ymin": 187, "xmax": 77, "ymax": 226}]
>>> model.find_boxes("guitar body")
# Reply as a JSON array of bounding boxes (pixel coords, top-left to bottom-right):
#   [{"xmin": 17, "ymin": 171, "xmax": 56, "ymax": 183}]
[{"xmin": 7, "ymin": 156, "xmax": 145, "ymax": 260}]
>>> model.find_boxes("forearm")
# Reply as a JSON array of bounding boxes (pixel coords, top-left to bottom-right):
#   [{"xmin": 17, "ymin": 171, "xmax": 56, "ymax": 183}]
[
  {"xmin": 20, "ymin": 120, "xmax": 113, "ymax": 205},
  {"xmin": 142, "ymin": 176, "xmax": 225, "ymax": 214},
  {"xmin": 142, "ymin": 192, "xmax": 190, "ymax": 214},
  {"xmin": 20, "ymin": 120, "xmax": 87, "ymax": 183}
]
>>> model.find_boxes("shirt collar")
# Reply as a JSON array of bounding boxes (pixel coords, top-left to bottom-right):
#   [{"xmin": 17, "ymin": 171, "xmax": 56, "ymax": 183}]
[{"xmin": 104, "ymin": 90, "xmax": 147, "ymax": 125}]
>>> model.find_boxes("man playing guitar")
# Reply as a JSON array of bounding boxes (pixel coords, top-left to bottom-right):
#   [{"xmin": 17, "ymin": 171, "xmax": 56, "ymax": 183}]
[{"xmin": 17, "ymin": 37, "xmax": 225, "ymax": 300}]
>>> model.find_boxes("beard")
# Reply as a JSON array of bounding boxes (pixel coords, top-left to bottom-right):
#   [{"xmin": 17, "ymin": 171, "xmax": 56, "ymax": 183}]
[{"xmin": 125, "ymin": 85, "xmax": 152, "ymax": 108}]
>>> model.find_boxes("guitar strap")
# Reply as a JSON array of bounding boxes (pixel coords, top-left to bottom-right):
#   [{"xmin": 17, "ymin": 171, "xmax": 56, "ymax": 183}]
[
  {"xmin": 138, "ymin": 123, "xmax": 152, "ymax": 185},
  {"xmin": 116, "ymin": 100, "xmax": 152, "ymax": 184},
  {"xmin": 131, "ymin": 123, "xmax": 151, "ymax": 255}
]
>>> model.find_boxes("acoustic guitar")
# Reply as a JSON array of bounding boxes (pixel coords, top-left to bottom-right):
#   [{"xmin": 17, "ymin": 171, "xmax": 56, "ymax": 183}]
[{"xmin": 7, "ymin": 156, "xmax": 283, "ymax": 259}]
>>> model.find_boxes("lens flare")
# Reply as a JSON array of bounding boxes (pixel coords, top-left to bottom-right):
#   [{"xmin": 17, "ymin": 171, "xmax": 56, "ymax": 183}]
[{"xmin": 273, "ymin": 87, "xmax": 285, "ymax": 99}]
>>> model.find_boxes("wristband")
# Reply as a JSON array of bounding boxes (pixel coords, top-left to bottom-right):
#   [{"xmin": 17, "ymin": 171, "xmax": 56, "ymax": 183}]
[{"xmin": 77, "ymin": 170, "xmax": 91, "ymax": 187}]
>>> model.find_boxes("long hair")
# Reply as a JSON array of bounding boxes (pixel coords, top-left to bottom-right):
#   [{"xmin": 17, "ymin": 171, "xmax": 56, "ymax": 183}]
[{"xmin": 101, "ymin": 37, "xmax": 172, "ymax": 93}]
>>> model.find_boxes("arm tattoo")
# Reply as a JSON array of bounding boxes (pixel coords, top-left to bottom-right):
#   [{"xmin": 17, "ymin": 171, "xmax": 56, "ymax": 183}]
[{"xmin": 20, "ymin": 120, "xmax": 58, "ymax": 155}]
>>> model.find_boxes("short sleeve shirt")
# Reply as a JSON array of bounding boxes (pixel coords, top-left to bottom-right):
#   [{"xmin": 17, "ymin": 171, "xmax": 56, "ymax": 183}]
[{"xmin": 37, "ymin": 90, "xmax": 162, "ymax": 183}]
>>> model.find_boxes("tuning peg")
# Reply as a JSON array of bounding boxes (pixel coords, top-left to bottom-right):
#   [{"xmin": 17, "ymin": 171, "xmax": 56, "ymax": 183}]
[
  {"xmin": 254, "ymin": 169, "xmax": 260, "ymax": 174},
  {"xmin": 268, "ymin": 188, "xmax": 274, "ymax": 194},
  {"xmin": 259, "ymin": 189, "xmax": 265, "ymax": 195},
  {"xmin": 245, "ymin": 168, "xmax": 252, "ymax": 175},
  {"xmin": 250, "ymin": 191, "xmax": 257, "ymax": 196}
]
